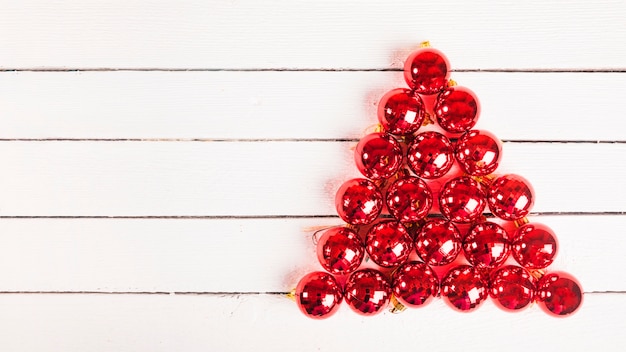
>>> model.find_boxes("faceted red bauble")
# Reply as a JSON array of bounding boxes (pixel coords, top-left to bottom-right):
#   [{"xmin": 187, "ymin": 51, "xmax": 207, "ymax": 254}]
[
  {"xmin": 317, "ymin": 227, "xmax": 364, "ymax": 275},
  {"xmin": 454, "ymin": 130, "xmax": 502, "ymax": 176},
  {"xmin": 487, "ymin": 174, "xmax": 535, "ymax": 221},
  {"xmin": 512, "ymin": 222, "xmax": 558, "ymax": 269},
  {"xmin": 354, "ymin": 132, "xmax": 403, "ymax": 180},
  {"xmin": 536, "ymin": 272, "xmax": 583, "ymax": 316},
  {"xmin": 378, "ymin": 88, "xmax": 425, "ymax": 135},
  {"xmin": 365, "ymin": 221, "xmax": 413, "ymax": 268},
  {"xmin": 489, "ymin": 265, "xmax": 535, "ymax": 311},
  {"xmin": 345, "ymin": 269, "xmax": 391, "ymax": 315},
  {"xmin": 439, "ymin": 176, "xmax": 486, "ymax": 223},
  {"xmin": 335, "ymin": 178, "xmax": 383, "ymax": 225},
  {"xmin": 441, "ymin": 265, "xmax": 488, "ymax": 311},
  {"xmin": 407, "ymin": 131, "xmax": 454, "ymax": 179},
  {"xmin": 463, "ymin": 221, "xmax": 510, "ymax": 270},
  {"xmin": 404, "ymin": 47, "xmax": 450, "ymax": 95},
  {"xmin": 295, "ymin": 271, "xmax": 343, "ymax": 319},
  {"xmin": 434, "ymin": 86, "xmax": 480, "ymax": 133},
  {"xmin": 415, "ymin": 218, "xmax": 462, "ymax": 266},
  {"xmin": 386, "ymin": 176, "xmax": 433, "ymax": 223},
  {"xmin": 391, "ymin": 261, "xmax": 439, "ymax": 307}
]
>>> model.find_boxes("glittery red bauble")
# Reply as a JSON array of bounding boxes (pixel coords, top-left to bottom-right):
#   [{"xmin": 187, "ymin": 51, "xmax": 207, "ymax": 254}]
[
  {"xmin": 512, "ymin": 222, "xmax": 558, "ymax": 269},
  {"xmin": 463, "ymin": 221, "xmax": 510, "ymax": 270},
  {"xmin": 439, "ymin": 176, "xmax": 486, "ymax": 223},
  {"xmin": 295, "ymin": 272, "xmax": 343, "ymax": 319},
  {"xmin": 454, "ymin": 130, "xmax": 502, "ymax": 176},
  {"xmin": 378, "ymin": 88, "xmax": 425, "ymax": 135},
  {"xmin": 345, "ymin": 269, "xmax": 391, "ymax": 315},
  {"xmin": 487, "ymin": 174, "xmax": 535, "ymax": 221},
  {"xmin": 415, "ymin": 218, "xmax": 462, "ymax": 266},
  {"xmin": 489, "ymin": 265, "xmax": 535, "ymax": 311},
  {"xmin": 391, "ymin": 261, "xmax": 439, "ymax": 307},
  {"xmin": 407, "ymin": 131, "xmax": 454, "ymax": 179},
  {"xmin": 316, "ymin": 227, "xmax": 364, "ymax": 275},
  {"xmin": 335, "ymin": 178, "xmax": 383, "ymax": 225},
  {"xmin": 354, "ymin": 132, "xmax": 403, "ymax": 180},
  {"xmin": 536, "ymin": 272, "xmax": 583, "ymax": 316},
  {"xmin": 386, "ymin": 176, "xmax": 433, "ymax": 223},
  {"xmin": 441, "ymin": 265, "xmax": 488, "ymax": 311},
  {"xmin": 365, "ymin": 221, "xmax": 413, "ymax": 268},
  {"xmin": 434, "ymin": 86, "xmax": 480, "ymax": 133},
  {"xmin": 404, "ymin": 47, "xmax": 450, "ymax": 95}
]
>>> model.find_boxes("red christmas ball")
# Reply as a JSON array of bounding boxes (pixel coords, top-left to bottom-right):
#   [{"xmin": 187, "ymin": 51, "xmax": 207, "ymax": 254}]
[
  {"xmin": 354, "ymin": 132, "xmax": 403, "ymax": 180},
  {"xmin": 487, "ymin": 174, "xmax": 535, "ymax": 221},
  {"xmin": 335, "ymin": 178, "xmax": 383, "ymax": 225},
  {"xmin": 536, "ymin": 272, "xmax": 583, "ymax": 316},
  {"xmin": 463, "ymin": 221, "xmax": 510, "ymax": 270},
  {"xmin": 489, "ymin": 265, "xmax": 535, "ymax": 311},
  {"xmin": 439, "ymin": 176, "xmax": 486, "ymax": 223},
  {"xmin": 365, "ymin": 221, "xmax": 413, "ymax": 268},
  {"xmin": 441, "ymin": 265, "xmax": 488, "ymax": 311},
  {"xmin": 317, "ymin": 227, "xmax": 365, "ymax": 275},
  {"xmin": 345, "ymin": 269, "xmax": 391, "ymax": 315},
  {"xmin": 512, "ymin": 222, "xmax": 558, "ymax": 269},
  {"xmin": 391, "ymin": 261, "xmax": 439, "ymax": 307},
  {"xmin": 295, "ymin": 272, "xmax": 343, "ymax": 319},
  {"xmin": 386, "ymin": 176, "xmax": 433, "ymax": 223},
  {"xmin": 404, "ymin": 47, "xmax": 450, "ymax": 95},
  {"xmin": 414, "ymin": 218, "xmax": 462, "ymax": 266},
  {"xmin": 434, "ymin": 86, "xmax": 480, "ymax": 133},
  {"xmin": 378, "ymin": 88, "xmax": 425, "ymax": 135},
  {"xmin": 407, "ymin": 131, "xmax": 454, "ymax": 179},
  {"xmin": 454, "ymin": 130, "xmax": 502, "ymax": 176}
]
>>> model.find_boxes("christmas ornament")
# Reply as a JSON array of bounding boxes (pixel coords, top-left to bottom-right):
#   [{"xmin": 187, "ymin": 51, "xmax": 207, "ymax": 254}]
[
  {"xmin": 512, "ymin": 222, "xmax": 558, "ymax": 269},
  {"xmin": 295, "ymin": 272, "xmax": 343, "ymax": 319},
  {"xmin": 344, "ymin": 269, "xmax": 391, "ymax": 315},
  {"xmin": 316, "ymin": 227, "xmax": 365, "ymax": 275},
  {"xmin": 414, "ymin": 218, "xmax": 461, "ymax": 266},
  {"xmin": 292, "ymin": 42, "xmax": 582, "ymax": 319},
  {"xmin": 407, "ymin": 131, "xmax": 454, "ymax": 179},
  {"xmin": 365, "ymin": 220, "xmax": 413, "ymax": 268},
  {"xmin": 355, "ymin": 132, "xmax": 404, "ymax": 180},
  {"xmin": 391, "ymin": 261, "xmax": 439, "ymax": 307},
  {"xmin": 385, "ymin": 176, "xmax": 433, "ymax": 223},
  {"xmin": 441, "ymin": 265, "xmax": 488, "ymax": 311},
  {"xmin": 489, "ymin": 265, "xmax": 536, "ymax": 311},
  {"xmin": 462, "ymin": 221, "xmax": 510, "ymax": 270}
]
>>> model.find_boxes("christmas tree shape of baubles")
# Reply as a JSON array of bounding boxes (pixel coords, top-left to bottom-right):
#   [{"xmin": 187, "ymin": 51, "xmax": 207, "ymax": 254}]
[{"xmin": 292, "ymin": 42, "xmax": 582, "ymax": 319}]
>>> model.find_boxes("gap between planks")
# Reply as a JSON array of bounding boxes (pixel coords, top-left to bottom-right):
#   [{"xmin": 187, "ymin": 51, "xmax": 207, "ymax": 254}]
[
  {"xmin": 0, "ymin": 139, "xmax": 625, "ymax": 143},
  {"xmin": 1, "ymin": 68, "xmax": 626, "ymax": 73},
  {"xmin": 0, "ymin": 291, "xmax": 618, "ymax": 295},
  {"xmin": 1, "ymin": 212, "xmax": 625, "ymax": 219}
]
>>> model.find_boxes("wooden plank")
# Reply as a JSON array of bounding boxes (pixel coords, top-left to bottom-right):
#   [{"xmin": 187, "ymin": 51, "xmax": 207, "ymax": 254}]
[
  {"xmin": 1, "ymin": 1, "xmax": 625, "ymax": 69},
  {"xmin": 0, "ymin": 71, "xmax": 622, "ymax": 141},
  {"xmin": 0, "ymin": 216, "xmax": 620, "ymax": 292},
  {"xmin": 0, "ymin": 141, "xmax": 623, "ymax": 216},
  {"xmin": 0, "ymin": 293, "xmax": 622, "ymax": 351}
]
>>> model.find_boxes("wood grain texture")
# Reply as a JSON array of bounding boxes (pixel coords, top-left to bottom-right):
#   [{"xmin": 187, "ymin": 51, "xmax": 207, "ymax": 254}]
[
  {"xmin": 0, "ymin": 71, "xmax": 623, "ymax": 141},
  {"xmin": 1, "ymin": 0, "xmax": 625, "ymax": 70},
  {"xmin": 0, "ymin": 216, "xmax": 621, "ymax": 293},
  {"xmin": 0, "ymin": 294, "xmax": 624, "ymax": 352},
  {"xmin": 1, "ymin": 141, "xmax": 624, "ymax": 215}
]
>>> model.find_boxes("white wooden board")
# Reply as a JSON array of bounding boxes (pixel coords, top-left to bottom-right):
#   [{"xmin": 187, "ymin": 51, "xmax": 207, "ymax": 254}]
[
  {"xmin": 0, "ymin": 216, "xmax": 621, "ymax": 293},
  {"xmin": 1, "ymin": 0, "xmax": 625, "ymax": 70},
  {"xmin": 0, "ymin": 142, "xmax": 623, "ymax": 215},
  {"xmin": 0, "ymin": 294, "xmax": 623, "ymax": 352},
  {"xmin": 0, "ymin": 71, "xmax": 623, "ymax": 141}
]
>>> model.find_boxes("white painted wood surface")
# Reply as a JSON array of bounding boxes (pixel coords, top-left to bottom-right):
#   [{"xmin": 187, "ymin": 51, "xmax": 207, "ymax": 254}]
[{"xmin": 1, "ymin": 1, "xmax": 625, "ymax": 351}]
